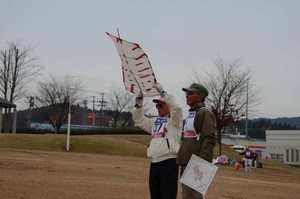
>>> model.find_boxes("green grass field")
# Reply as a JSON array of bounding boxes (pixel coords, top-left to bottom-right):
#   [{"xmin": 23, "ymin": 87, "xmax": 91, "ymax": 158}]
[
  {"xmin": 0, "ymin": 133, "xmax": 293, "ymax": 168},
  {"xmin": 0, "ymin": 133, "xmax": 150, "ymax": 158}
]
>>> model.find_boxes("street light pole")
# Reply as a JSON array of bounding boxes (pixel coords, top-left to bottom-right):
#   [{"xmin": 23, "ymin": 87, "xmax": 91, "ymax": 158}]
[
  {"xmin": 66, "ymin": 87, "xmax": 74, "ymax": 151},
  {"xmin": 245, "ymin": 81, "xmax": 249, "ymax": 138}
]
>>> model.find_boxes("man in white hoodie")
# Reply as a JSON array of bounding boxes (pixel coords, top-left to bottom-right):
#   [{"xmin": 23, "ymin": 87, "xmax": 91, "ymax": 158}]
[{"xmin": 131, "ymin": 83, "xmax": 182, "ymax": 199}]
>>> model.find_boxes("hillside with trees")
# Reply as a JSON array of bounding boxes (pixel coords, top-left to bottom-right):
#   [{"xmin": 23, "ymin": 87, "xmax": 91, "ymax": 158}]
[
  {"xmin": 236, "ymin": 117, "xmax": 299, "ymax": 139},
  {"xmin": 262, "ymin": 117, "xmax": 300, "ymax": 129}
]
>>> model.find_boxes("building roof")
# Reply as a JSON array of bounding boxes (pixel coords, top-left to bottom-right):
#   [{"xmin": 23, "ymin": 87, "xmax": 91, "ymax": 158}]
[{"xmin": 0, "ymin": 97, "xmax": 16, "ymax": 108}]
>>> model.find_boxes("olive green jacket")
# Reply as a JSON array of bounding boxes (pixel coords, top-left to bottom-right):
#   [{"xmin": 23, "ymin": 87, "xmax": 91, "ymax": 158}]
[{"xmin": 176, "ymin": 102, "xmax": 216, "ymax": 166}]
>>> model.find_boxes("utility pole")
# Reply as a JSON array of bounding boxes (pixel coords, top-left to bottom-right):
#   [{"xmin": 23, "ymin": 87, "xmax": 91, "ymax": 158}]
[
  {"xmin": 27, "ymin": 96, "xmax": 34, "ymax": 128},
  {"xmin": 245, "ymin": 80, "xmax": 249, "ymax": 138},
  {"xmin": 82, "ymin": 100, "xmax": 88, "ymax": 125},
  {"xmin": 92, "ymin": 96, "xmax": 96, "ymax": 127},
  {"xmin": 98, "ymin": 93, "xmax": 107, "ymax": 128}
]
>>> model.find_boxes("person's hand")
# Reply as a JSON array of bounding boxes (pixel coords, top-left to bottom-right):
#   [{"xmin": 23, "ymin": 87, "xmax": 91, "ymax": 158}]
[
  {"xmin": 135, "ymin": 92, "xmax": 143, "ymax": 108},
  {"xmin": 153, "ymin": 82, "xmax": 166, "ymax": 97}
]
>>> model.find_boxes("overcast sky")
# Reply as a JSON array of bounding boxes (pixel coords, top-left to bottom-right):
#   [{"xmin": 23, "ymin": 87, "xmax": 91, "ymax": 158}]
[{"xmin": 0, "ymin": 0, "xmax": 299, "ymax": 118}]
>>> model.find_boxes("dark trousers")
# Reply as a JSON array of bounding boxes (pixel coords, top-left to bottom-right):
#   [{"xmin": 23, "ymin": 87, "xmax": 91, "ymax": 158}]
[{"xmin": 149, "ymin": 158, "xmax": 178, "ymax": 199}]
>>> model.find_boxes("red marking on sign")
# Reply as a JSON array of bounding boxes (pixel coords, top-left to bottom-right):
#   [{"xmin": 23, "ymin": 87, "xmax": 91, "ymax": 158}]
[
  {"xmin": 116, "ymin": 37, "xmax": 123, "ymax": 43},
  {"xmin": 138, "ymin": 68, "xmax": 150, "ymax": 72},
  {"xmin": 132, "ymin": 43, "xmax": 141, "ymax": 51},
  {"xmin": 140, "ymin": 74, "xmax": 150, "ymax": 79},
  {"xmin": 130, "ymin": 84, "xmax": 135, "ymax": 93},
  {"xmin": 135, "ymin": 53, "xmax": 147, "ymax": 60},
  {"xmin": 136, "ymin": 62, "xmax": 143, "ymax": 66},
  {"xmin": 122, "ymin": 66, "xmax": 125, "ymax": 82}
]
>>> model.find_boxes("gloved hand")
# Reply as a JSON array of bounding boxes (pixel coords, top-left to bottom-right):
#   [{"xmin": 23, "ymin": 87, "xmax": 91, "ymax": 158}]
[
  {"xmin": 153, "ymin": 82, "xmax": 166, "ymax": 97},
  {"xmin": 135, "ymin": 92, "xmax": 143, "ymax": 108}
]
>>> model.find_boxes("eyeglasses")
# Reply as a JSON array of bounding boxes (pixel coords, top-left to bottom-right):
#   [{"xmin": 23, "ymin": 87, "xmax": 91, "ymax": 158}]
[{"xmin": 155, "ymin": 103, "xmax": 164, "ymax": 109}]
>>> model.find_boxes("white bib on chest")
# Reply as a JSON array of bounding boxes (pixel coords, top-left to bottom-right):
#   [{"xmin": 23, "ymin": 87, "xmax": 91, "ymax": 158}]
[
  {"xmin": 184, "ymin": 111, "xmax": 199, "ymax": 138},
  {"xmin": 151, "ymin": 117, "xmax": 168, "ymax": 139}
]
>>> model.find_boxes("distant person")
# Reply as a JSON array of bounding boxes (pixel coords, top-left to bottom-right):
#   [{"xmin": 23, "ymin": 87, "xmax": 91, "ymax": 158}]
[
  {"xmin": 252, "ymin": 151, "xmax": 258, "ymax": 168},
  {"xmin": 131, "ymin": 82, "xmax": 182, "ymax": 199},
  {"xmin": 239, "ymin": 147, "xmax": 255, "ymax": 172},
  {"xmin": 177, "ymin": 83, "xmax": 216, "ymax": 199}
]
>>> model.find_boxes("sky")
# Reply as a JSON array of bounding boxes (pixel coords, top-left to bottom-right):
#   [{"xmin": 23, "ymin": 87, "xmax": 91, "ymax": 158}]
[{"xmin": 0, "ymin": 0, "xmax": 299, "ymax": 118}]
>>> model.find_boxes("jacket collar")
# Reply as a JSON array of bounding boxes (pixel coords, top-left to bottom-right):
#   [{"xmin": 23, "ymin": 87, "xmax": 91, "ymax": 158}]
[{"xmin": 189, "ymin": 102, "xmax": 206, "ymax": 111}]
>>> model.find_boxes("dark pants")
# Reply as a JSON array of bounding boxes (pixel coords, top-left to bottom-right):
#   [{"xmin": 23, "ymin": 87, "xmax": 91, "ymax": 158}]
[{"xmin": 149, "ymin": 158, "xmax": 178, "ymax": 199}]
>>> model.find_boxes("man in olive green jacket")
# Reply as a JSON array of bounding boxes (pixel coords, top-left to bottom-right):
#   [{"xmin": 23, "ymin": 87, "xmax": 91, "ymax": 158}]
[{"xmin": 177, "ymin": 83, "xmax": 216, "ymax": 199}]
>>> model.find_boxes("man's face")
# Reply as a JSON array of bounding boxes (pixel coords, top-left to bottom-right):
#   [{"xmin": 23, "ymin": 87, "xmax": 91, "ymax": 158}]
[
  {"xmin": 155, "ymin": 103, "xmax": 170, "ymax": 117},
  {"xmin": 185, "ymin": 91, "xmax": 203, "ymax": 107}
]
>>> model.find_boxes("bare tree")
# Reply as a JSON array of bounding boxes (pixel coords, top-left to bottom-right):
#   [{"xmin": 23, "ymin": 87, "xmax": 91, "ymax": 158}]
[
  {"xmin": 105, "ymin": 87, "xmax": 154, "ymax": 128},
  {"xmin": 0, "ymin": 41, "xmax": 41, "ymax": 132},
  {"xmin": 191, "ymin": 56, "xmax": 260, "ymax": 155},
  {"xmin": 34, "ymin": 75, "xmax": 82, "ymax": 133},
  {"xmin": 106, "ymin": 88, "xmax": 135, "ymax": 128}
]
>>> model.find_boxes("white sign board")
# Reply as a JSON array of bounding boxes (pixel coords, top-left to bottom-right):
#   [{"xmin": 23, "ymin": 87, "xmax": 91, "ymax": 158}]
[
  {"xmin": 180, "ymin": 154, "xmax": 218, "ymax": 196},
  {"xmin": 107, "ymin": 32, "xmax": 158, "ymax": 97}
]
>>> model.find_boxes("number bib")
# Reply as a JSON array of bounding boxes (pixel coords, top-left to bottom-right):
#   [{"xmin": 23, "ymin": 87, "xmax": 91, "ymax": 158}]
[
  {"xmin": 151, "ymin": 117, "xmax": 168, "ymax": 139},
  {"xmin": 183, "ymin": 111, "xmax": 198, "ymax": 138}
]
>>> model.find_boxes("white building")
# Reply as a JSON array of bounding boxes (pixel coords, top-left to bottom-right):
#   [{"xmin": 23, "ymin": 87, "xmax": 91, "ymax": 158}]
[
  {"xmin": 266, "ymin": 130, "xmax": 300, "ymax": 166},
  {"xmin": 222, "ymin": 135, "xmax": 267, "ymax": 159}
]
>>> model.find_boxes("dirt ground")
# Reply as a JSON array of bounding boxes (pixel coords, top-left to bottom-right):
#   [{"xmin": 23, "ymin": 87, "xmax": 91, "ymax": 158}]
[{"xmin": 1, "ymin": 148, "xmax": 300, "ymax": 199}]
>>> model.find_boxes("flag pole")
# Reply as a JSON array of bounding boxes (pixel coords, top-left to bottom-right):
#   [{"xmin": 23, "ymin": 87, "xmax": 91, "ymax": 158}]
[{"xmin": 117, "ymin": 28, "xmax": 120, "ymax": 38}]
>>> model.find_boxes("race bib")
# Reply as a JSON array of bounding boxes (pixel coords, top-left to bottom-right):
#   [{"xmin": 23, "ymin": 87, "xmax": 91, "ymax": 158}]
[
  {"xmin": 151, "ymin": 117, "xmax": 168, "ymax": 139},
  {"xmin": 184, "ymin": 111, "xmax": 197, "ymax": 138}
]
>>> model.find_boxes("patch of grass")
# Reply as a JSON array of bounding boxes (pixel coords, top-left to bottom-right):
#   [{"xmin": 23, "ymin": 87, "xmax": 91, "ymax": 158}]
[
  {"xmin": 70, "ymin": 135, "xmax": 148, "ymax": 157},
  {"xmin": 1, "ymin": 133, "xmax": 298, "ymax": 170},
  {"xmin": 0, "ymin": 133, "xmax": 149, "ymax": 158},
  {"xmin": 0, "ymin": 134, "xmax": 65, "ymax": 151}
]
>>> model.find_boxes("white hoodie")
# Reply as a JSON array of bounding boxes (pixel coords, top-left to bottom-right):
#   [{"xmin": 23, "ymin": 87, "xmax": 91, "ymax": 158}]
[{"xmin": 131, "ymin": 94, "xmax": 182, "ymax": 163}]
